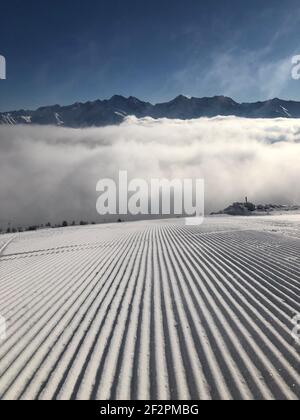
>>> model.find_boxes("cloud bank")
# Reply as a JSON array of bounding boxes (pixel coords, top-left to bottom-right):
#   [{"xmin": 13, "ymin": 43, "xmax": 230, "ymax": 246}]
[{"xmin": 0, "ymin": 116, "xmax": 300, "ymax": 227}]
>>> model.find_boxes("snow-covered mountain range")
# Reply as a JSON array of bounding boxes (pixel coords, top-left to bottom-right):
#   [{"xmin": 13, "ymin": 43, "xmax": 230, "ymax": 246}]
[{"xmin": 1, "ymin": 95, "xmax": 300, "ymax": 127}]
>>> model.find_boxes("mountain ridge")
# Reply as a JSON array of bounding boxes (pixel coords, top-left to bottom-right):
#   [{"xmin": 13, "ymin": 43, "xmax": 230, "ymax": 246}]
[{"xmin": 1, "ymin": 95, "xmax": 300, "ymax": 127}]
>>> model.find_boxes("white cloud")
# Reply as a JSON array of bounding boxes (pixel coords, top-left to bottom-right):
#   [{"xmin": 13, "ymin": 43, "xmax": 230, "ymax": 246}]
[{"xmin": 0, "ymin": 116, "xmax": 300, "ymax": 227}]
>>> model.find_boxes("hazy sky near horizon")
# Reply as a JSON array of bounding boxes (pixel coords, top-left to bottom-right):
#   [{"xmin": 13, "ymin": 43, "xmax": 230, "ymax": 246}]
[{"xmin": 1, "ymin": 0, "xmax": 300, "ymax": 111}]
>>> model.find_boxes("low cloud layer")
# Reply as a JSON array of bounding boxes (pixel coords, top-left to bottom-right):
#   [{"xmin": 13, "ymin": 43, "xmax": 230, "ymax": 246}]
[{"xmin": 1, "ymin": 116, "xmax": 300, "ymax": 227}]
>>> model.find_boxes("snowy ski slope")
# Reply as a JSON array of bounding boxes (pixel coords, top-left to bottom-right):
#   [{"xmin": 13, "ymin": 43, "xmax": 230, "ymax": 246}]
[{"xmin": 0, "ymin": 215, "xmax": 299, "ymax": 400}]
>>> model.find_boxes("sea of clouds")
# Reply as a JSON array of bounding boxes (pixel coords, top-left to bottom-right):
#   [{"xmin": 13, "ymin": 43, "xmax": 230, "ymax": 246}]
[{"xmin": 0, "ymin": 116, "xmax": 300, "ymax": 227}]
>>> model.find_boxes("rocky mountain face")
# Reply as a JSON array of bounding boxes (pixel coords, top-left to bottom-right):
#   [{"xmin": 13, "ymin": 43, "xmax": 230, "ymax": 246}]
[{"xmin": 1, "ymin": 95, "xmax": 300, "ymax": 128}]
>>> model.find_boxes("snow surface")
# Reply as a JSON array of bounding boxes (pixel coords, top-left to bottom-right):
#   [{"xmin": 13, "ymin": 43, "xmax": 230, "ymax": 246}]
[
  {"xmin": 54, "ymin": 113, "xmax": 64, "ymax": 126},
  {"xmin": 0, "ymin": 215, "xmax": 299, "ymax": 400},
  {"xmin": 20, "ymin": 116, "xmax": 32, "ymax": 124},
  {"xmin": 279, "ymin": 106, "xmax": 292, "ymax": 118},
  {"xmin": 1, "ymin": 114, "xmax": 16, "ymax": 125}
]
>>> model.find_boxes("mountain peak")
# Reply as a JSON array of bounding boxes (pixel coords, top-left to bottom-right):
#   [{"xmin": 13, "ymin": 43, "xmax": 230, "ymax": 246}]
[
  {"xmin": 1, "ymin": 95, "xmax": 300, "ymax": 127},
  {"xmin": 109, "ymin": 95, "xmax": 127, "ymax": 102},
  {"xmin": 173, "ymin": 94, "xmax": 191, "ymax": 102}
]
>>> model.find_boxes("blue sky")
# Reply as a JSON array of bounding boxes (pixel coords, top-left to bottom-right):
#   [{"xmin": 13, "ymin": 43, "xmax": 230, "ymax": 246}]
[{"xmin": 1, "ymin": 0, "xmax": 300, "ymax": 111}]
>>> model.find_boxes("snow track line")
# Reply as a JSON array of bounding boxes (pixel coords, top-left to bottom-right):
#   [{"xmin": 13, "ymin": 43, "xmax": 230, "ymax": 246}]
[
  {"xmin": 24, "ymin": 233, "xmax": 141, "ymax": 400},
  {"xmin": 167, "ymin": 226, "xmax": 299, "ymax": 399},
  {"xmin": 178, "ymin": 227, "xmax": 300, "ymax": 319},
  {"xmin": 1, "ymin": 233, "xmax": 141, "ymax": 400},
  {"xmin": 0, "ymin": 218, "xmax": 299, "ymax": 400},
  {"xmin": 0, "ymin": 237, "xmax": 15, "ymax": 257},
  {"xmin": 174, "ymin": 226, "xmax": 299, "ymax": 346},
  {"xmin": 164, "ymin": 227, "xmax": 274, "ymax": 399}
]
